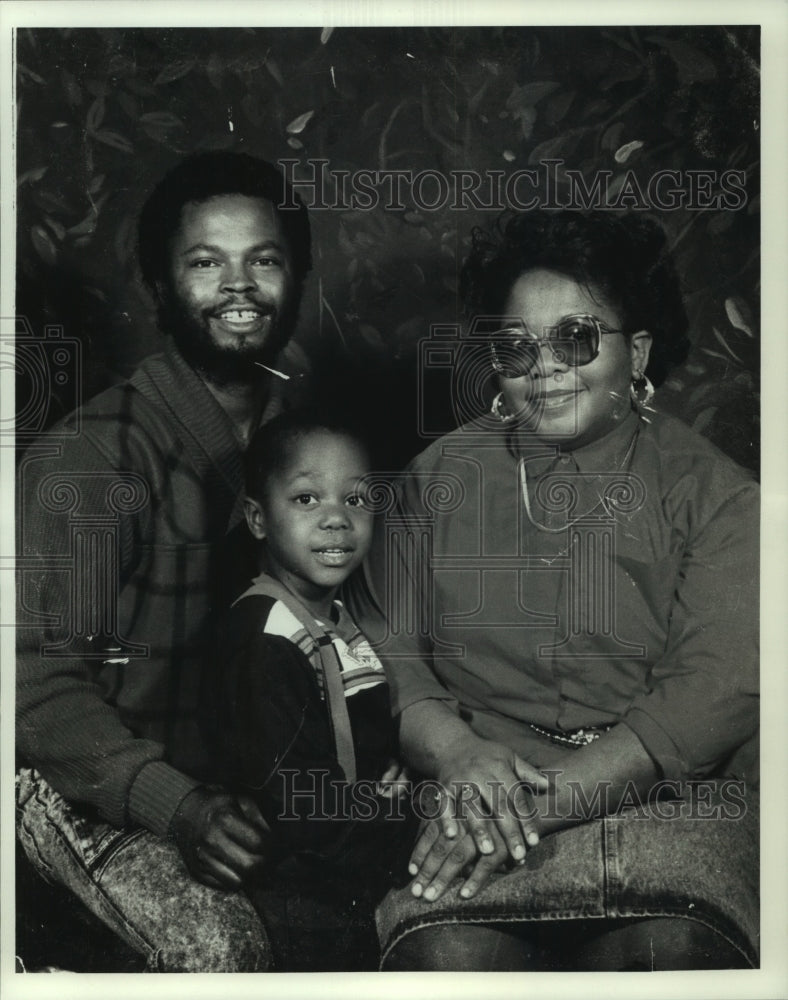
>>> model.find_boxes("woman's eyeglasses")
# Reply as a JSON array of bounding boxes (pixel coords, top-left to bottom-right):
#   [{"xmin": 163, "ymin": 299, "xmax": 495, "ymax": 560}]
[{"xmin": 488, "ymin": 314, "xmax": 625, "ymax": 378}]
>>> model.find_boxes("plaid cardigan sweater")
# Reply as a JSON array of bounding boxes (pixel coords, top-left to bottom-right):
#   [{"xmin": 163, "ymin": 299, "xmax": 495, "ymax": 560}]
[{"xmin": 16, "ymin": 342, "xmax": 279, "ymax": 836}]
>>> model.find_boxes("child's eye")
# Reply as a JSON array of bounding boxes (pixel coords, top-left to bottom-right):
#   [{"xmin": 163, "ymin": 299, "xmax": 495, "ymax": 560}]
[
  {"xmin": 293, "ymin": 493, "xmax": 318, "ymax": 506},
  {"xmin": 346, "ymin": 494, "xmax": 367, "ymax": 508}
]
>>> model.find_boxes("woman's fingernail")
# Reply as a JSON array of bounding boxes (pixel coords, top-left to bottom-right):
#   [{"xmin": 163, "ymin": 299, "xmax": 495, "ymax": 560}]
[
  {"xmin": 411, "ymin": 882, "xmax": 423, "ymax": 897},
  {"xmin": 424, "ymin": 886, "xmax": 437, "ymax": 901},
  {"xmin": 526, "ymin": 831, "xmax": 540, "ymax": 846},
  {"xmin": 408, "ymin": 863, "xmax": 418, "ymax": 876},
  {"xmin": 460, "ymin": 886, "xmax": 472, "ymax": 898},
  {"xmin": 512, "ymin": 843, "xmax": 525, "ymax": 860},
  {"xmin": 481, "ymin": 838, "xmax": 494, "ymax": 854}
]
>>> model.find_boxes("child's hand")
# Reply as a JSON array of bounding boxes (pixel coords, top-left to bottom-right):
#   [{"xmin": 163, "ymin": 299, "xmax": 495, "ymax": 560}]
[
  {"xmin": 407, "ymin": 816, "xmax": 511, "ymax": 903},
  {"xmin": 377, "ymin": 758, "xmax": 411, "ymax": 799}
]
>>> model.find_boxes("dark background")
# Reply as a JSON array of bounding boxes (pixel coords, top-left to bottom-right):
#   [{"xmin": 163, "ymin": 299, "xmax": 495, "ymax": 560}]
[{"xmin": 15, "ymin": 25, "xmax": 760, "ymax": 472}]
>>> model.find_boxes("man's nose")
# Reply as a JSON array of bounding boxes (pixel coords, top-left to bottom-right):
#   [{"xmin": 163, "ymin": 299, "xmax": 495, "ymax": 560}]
[{"xmin": 221, "ymin": 261, "xmax": 256, "ymax": 292}]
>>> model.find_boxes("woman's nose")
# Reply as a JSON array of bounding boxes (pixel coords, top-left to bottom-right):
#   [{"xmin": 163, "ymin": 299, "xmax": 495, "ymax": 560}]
[{"xmin": 534, "ymin": 338, "xmax": 570, "ymax": 375}]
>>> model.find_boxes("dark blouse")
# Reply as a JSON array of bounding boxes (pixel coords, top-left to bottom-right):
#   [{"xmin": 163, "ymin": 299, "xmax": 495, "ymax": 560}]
[{"xmin": 351, "ymin": 409, "xmax": 759, "ymax": 784}]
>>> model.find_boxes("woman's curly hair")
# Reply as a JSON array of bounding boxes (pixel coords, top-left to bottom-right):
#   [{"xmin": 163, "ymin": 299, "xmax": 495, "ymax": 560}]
[{"xmin": 459, "ymin": 210, "xmax": 690, "ymax": 387}]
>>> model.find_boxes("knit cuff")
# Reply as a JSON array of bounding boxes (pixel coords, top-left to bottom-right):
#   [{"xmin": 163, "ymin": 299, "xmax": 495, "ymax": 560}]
[{"xmin": 128, "ymin": 760, "xmax": 202, "ymax": 838}]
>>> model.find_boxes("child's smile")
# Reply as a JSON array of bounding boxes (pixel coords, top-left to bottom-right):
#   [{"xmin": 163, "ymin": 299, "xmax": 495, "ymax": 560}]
[{"xmin": 312, "ymin": 546, "xmax": 357, "ymax": 568}]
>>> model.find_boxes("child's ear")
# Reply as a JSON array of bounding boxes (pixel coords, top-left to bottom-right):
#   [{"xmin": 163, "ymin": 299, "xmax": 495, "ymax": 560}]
[{"xmin": 243, "ymin": 496, "xmax": 267, "ymax": 541}]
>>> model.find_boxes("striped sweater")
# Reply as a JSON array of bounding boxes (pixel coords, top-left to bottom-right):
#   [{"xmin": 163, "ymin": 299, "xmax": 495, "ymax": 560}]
[{"xmin": 16, "ymin": 341, "xmax": 282, "ymax": 837}]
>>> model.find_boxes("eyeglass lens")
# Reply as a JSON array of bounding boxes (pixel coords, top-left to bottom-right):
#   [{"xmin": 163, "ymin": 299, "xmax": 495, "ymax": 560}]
[{"xmin": 491, "ymin": 317, "xmax": 599, "ymax": 376}]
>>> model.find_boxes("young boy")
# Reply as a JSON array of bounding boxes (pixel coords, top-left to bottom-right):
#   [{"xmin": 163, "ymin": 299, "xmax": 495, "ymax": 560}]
[{"xmin": 201, "ymin": 410, "xmax": 410, "ymax": 969}]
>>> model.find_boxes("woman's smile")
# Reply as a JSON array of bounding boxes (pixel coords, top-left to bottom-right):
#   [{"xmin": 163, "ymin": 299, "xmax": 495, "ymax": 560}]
[{"xmin": 533, "ymin": 387, "xmax": 583, "ymax": 410}]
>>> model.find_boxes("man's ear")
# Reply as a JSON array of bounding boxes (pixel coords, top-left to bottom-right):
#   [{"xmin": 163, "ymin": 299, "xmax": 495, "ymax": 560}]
[
  {"xmin": 153, "ymin": 279, "xmax": 169, "ymax": 305},
  {"xmin": 243, "ymin": 496, "xmax": 267, "ymax": 541},
  {"xmin": 630, "ymin": 330, "xmax": 653, "ymax": 375}
]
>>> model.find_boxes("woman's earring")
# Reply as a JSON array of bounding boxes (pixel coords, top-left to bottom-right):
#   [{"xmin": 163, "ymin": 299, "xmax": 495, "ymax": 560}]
[
  {"xmin": 630, "ymin": 370, "xmax": 655, "ymax": 407},
  {"xmin": 491, "ymin": 392, "xmax": 517, "ymax": 423}
]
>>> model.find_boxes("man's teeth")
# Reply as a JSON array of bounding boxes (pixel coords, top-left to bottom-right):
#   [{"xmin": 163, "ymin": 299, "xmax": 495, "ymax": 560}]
[{"xmin": 220, "ymin": 310, "xmax": 260, "ymax": 321}]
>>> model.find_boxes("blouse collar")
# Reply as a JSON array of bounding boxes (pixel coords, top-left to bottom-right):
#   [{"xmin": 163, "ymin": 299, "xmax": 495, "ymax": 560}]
[{"xmin": 506, "ymin": 407, "xmax": 643, "ymax": 479}]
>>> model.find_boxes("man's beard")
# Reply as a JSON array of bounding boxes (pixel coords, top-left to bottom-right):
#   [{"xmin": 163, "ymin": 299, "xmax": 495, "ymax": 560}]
[{"xmin": 157, "ymin": 288, "xmax": 299, "ymax": 387}]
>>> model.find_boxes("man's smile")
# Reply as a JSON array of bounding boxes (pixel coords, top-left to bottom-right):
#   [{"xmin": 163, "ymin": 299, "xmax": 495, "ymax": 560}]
[
  {"xmin": 210, "ymin": 306, "xmax": 273, "ymax": 335},
  {"xmin": 218, "ymin": 308, "xmax": 264, "ymax": 322}
]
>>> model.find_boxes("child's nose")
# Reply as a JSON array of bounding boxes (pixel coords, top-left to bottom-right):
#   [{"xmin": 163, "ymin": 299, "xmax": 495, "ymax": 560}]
[{"xmin": 320, "ymin": 504, "xmax": 350, "ymax": 529}]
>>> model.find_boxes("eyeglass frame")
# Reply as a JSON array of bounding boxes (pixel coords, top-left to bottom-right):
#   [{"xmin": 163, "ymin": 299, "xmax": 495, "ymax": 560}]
[{"xmin": 488, "ymin": 313, "xmax": 627, "ymax": 378}]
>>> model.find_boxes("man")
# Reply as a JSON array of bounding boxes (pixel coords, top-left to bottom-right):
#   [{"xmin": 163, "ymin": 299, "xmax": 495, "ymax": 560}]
[{"xmin": 16, "ymin": 152, "xmax": 312, "ymax": 971}]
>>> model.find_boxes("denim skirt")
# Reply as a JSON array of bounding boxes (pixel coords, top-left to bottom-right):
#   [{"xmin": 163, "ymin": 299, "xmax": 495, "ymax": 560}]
[{"xmin": 375, "ymin": 785, "xmax": 759, "ymax": 968}]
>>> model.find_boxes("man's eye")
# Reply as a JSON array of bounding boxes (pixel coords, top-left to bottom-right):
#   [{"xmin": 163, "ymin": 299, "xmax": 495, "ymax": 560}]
[
  {"xmin": 189, "ymin": 259, "xmax": 218, "ymax": 269},
  {"xmin": 346, "ymin": 494, "xmax": 367, "ymax": 508},
  {"xmin": 252, "ymin": 256, "xmax": 281, "ymax": 267}
]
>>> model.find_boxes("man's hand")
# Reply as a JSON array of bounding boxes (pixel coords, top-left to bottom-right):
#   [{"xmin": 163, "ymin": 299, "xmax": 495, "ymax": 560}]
[{"xmin": 169, "ymin": 787, "xmax": 271, "ymax": 891}]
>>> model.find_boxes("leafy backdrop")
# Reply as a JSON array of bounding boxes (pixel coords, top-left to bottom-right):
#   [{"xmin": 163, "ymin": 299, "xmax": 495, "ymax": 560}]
[{"xmin": 16, "ymin": 26, "xmax": 759, "ymax": 471}]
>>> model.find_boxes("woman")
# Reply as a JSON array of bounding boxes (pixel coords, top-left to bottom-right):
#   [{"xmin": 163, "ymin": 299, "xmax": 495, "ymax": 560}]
[{"xmin": 353, "ymin": 210, "xmax": 759, "ymax": 971}]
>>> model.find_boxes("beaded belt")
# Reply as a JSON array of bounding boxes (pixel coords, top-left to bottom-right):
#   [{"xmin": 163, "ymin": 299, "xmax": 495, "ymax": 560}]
[{"xmin": 528, "ymin": 722, "xmax": 615, "ymax": 747}]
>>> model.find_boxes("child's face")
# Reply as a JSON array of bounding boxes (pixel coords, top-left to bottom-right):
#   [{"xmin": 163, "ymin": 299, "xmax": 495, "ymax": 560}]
[{"xmin": 245, "ymin": 431, "xmax": 373, "ymax": 611}]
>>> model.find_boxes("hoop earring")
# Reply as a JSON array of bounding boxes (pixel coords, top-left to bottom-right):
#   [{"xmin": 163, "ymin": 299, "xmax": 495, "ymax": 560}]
[
  {"xmin": 491, "ymin": 392, "xmax": 517, "ymax": 423},
  {"xmin": 630, "ymin": 370, "xmax": 655, "ymax": 407}
]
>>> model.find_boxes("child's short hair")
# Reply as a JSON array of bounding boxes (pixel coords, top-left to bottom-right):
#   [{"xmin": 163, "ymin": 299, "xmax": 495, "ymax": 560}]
[{"xmin": 244, "ymin": 409, "xmax": 370, "ymax": 502}]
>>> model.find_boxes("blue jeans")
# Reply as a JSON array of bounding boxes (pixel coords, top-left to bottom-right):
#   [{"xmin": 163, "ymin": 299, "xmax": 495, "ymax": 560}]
[{"xmin": 16, "ymin": 769, "xmax": 271, "ymax": 972}]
